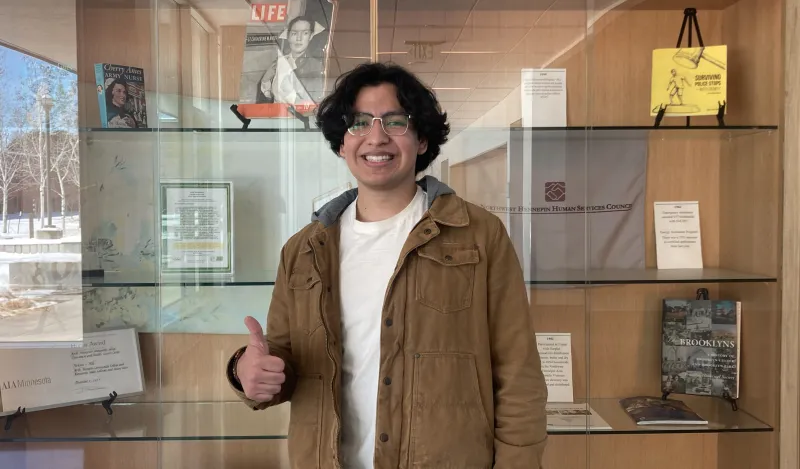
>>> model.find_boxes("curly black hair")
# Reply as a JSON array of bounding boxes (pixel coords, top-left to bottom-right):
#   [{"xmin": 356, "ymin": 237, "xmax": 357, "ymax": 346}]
[{"xmin": 314, "ymin": 62, "xmax": 450, "ymax": 174}]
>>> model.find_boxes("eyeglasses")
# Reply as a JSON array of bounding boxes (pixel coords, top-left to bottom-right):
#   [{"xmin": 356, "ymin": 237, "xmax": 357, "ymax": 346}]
[{"xmin": 345, "ymin": 112, "xmax": 411, "ymax": 137}]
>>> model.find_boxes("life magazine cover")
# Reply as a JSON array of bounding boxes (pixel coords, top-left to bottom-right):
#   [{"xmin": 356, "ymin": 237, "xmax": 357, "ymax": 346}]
[{"xmin": 238, "ymin": 0, "xmax": 335, "ymax": 118}]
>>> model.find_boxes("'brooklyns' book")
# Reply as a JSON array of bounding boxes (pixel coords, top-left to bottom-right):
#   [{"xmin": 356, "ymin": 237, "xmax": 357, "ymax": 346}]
[{"xmin": 661, "ymin": 296, "xmax": 741, "ymax": 399}]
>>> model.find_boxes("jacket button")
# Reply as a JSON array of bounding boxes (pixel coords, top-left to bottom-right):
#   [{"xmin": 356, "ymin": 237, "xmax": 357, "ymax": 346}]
[
  {"xmin": 383, "ymin": 377, "xmax": 392, "ymax": 385},
  {"xmin": 423, "ymin": 228, "xmax": 431, "ymax": 235},
  {"xmin": 379, "ymin": 433, "xmax": 389, "ymax": 442},
  {"xmin": 444, "ymin": 255, "xmax": 453, "ymax": 262},
  {"xmin": 384, "ymin": 318, "xmax": 393, "ymax": 327}
]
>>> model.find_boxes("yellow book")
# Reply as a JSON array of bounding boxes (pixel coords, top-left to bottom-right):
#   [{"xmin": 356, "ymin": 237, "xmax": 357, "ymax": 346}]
[{"xmin": 649, "ymin": 45, "xmax": 727, "ymax": 117}]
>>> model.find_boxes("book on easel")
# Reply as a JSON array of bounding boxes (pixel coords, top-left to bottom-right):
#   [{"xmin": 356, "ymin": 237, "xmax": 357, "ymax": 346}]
[
  {"xmin": 0, "ymin": 328, "xmax": 145, "ymax": 419},
  {"xmin": 660, "ymin": 289, "xmax": 741, "ymax": 401},
  {"xmin": 650, "ymin": 8, "xmax": 729, "ymax": 127},
  {"xmin": 235, "ymin": 0, "xmax": 336, "ymax": 121}
]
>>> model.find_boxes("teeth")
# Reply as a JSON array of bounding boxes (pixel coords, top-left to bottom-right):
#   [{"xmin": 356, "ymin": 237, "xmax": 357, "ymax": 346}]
[{"xmin": 365, "ymin": 155, "xmax": 393, "ymax": 162}]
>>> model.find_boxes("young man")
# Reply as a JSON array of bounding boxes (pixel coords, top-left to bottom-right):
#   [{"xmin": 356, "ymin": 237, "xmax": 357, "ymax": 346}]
[{"xmin": 227, "ymin": 62, "xmax": 548, "ymax": 469}]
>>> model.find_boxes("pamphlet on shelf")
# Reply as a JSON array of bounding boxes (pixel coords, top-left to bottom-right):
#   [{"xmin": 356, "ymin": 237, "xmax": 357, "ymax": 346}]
[
  {"xmin": 521, "ymin": 68, "xmax": 566, "ymax": 127},
  {"xmin": 654, "ymin": 201, "xmax": 703, "ymax": 269},
  {"xmin": 546, "ymin": 402, "xmax": 612, "ymax": 432},
  {"xmin": 620, "ymin": 396, "xmax": 708, "ymax": 425},
  {"xmin": 160, "ymin": 180, "xmax": 234, "ymax": 278},
  {"xmin": 536, "ymin": 333, "xmax": 574, "ymax": 402},
  {"xmin": 0, "ymin": 328, "xmax": 145, "ymax": 416},
  {"xmin": 536, "ymin": 332, "xmax": 612, "ymax": 431}
]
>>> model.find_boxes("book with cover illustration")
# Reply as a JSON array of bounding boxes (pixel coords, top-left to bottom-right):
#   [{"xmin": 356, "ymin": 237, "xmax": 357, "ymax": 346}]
[
  {"xmin": 94, "ymin": 63, "xmax": 148, "ymax": 129},
  {"xmin": 649, "ymin": 45, "xmax": 727, "ymax": 117},
  {"xmin": 661, "ymin": 293, "xmax": 741, "ymax": 399},
  {"xmin": 620, "ymin": 396, "xmax": 708, "ymax": 425}
]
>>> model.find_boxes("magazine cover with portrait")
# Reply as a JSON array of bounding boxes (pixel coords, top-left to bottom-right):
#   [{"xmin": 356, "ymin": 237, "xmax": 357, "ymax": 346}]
[
  {"xmin": 94, "ymin": 63, "xmax": 148, "ymax": 129},
  {"xmin": 237, "ymin": 0, "xmax": 336, "ymax": 118}
]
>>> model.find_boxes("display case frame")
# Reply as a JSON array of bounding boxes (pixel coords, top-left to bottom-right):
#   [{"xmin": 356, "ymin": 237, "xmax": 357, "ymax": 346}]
[{"xmin": 0, "ymin": 0, "xmax": 798, "ymax": 468}]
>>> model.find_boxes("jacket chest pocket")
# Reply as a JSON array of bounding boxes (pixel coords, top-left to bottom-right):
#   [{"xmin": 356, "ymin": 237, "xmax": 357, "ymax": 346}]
[
  {"xmin": 288, "ymin": 269, "xmax": 323, "ymax": 334},
  {"xmin": 415, "ymin": 244, "xmax": 479, "ymax": 314}
]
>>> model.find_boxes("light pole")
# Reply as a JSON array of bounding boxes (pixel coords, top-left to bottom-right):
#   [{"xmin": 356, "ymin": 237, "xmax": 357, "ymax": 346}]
[{"xmin": 38, "ymin": 92, "xmax": 54, "ymax": 229}]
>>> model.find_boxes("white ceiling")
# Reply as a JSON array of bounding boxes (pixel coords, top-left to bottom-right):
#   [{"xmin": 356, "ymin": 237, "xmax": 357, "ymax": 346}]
[
  {"xmin": 186, "ymin": 0, "xmax": 622, "ymax": 130},
  {"xmin": 0, "ymin": 0, "xmax": 628, "ymax": 131},
  {"xmin": 0, "ymin": 0, "xmax": 78, "ymax": 71}
]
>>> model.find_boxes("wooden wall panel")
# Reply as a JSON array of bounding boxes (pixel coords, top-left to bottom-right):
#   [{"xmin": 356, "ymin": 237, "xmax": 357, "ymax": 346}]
[
  {"xmin": 76, "ymin": 0, "xmax": 156, "ymax": 129},
  {"xmin": 218, "ymin": 26, "xmax": 246, "ymax": 102},
  {"xmin": 781, "ymin": 0, "xmax": 800, "ymax": 467}
]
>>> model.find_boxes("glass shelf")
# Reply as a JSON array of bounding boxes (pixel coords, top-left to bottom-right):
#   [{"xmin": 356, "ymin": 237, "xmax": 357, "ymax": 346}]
[
  {"xmin": 510, "ymin": 125, "xmax": 778, "ymax": 140},
  {"xmin": 82, "ymin": 271, "xmax": 278, "ymax": 287},
  {"xmin": 80, "ymin": 125, "xmax": 779, "ymax": 139},
  {"xmin": 555, "ymin": 396, "xmax": 773, "ymax": 435},
  {"xmin": 526, "ymin": 267, "xmax": 776, "ymax": 285},
  {"xmin": 80, "ymin": 267, "xmax": 774, "ymax": 288},
  {"xmin": 0, "ymin": 402, "xmax": 289, "ymax": 442},
  {"xmin": 0, "ymin": 395, "xmax": 770, "ymax": 443}
]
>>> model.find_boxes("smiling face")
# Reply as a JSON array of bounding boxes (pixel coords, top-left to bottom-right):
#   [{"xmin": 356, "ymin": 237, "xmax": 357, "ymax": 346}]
[{"xmin": 339, "ymin": 83, "xmax": 427, "ymax": 193}]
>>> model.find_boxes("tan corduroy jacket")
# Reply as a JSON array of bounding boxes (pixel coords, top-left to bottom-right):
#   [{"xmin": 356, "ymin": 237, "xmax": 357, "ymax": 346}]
[{"xmin": 227, "ymin": 176, "xmax": 548, "ymax": 469}]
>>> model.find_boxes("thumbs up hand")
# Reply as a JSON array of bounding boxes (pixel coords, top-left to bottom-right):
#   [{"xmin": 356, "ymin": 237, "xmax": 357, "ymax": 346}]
[{"xmin": 236, "ymin": 315, "xmax": 286, "ymax": 403}]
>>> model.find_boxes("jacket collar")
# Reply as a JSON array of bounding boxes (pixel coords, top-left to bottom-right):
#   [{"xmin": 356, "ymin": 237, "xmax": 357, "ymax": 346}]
[{"xmin": 310, "ymin": 175, "xmax": 468, "ymax": 228}]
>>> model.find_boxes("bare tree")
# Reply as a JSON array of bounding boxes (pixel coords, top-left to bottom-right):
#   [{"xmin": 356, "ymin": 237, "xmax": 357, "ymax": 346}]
[
  {"xmin": 49, "ymin": 80, "xmax": 79, "ymax": 232},
  {"xmin": 50, "ymin": 132, "xmax": 79, "ymax": 232},
  {"xmin": 13, "ymin": 56, "xmax": 73, "ymax": 229},
  {"xmin": 0, "ymin": 51, "xmax": 25, "ymax": 234}
]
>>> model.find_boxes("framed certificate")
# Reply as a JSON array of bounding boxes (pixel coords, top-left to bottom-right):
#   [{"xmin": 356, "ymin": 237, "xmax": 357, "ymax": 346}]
[{"xmin": 160, "ymin": 180, "xmax": 234, "ymax": 277}]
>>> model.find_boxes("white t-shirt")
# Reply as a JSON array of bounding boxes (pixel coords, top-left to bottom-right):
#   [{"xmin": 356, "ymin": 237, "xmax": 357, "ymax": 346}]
[{"xmin": 338, "ymin": 186, "xmax": 427, "ymax": 469}]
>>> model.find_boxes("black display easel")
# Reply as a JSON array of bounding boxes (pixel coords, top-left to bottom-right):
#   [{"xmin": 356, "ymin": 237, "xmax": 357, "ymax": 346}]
[
  {"xmin": 661, "ymin": 288, "xmax": 739, "ymax": 412},
  {"xmin": 229, "ymin": 104, "xmax": 310, "ymax": 130},
  {"xmin": 230, "ymin": 104, "xmax": 251, "ymax": 129},
  {"xmin": 3, "ymin": 407, "xmax": 25, "ymax": 431},
  {"xmin": 653, "ymin": 8, "xmax": 727, "ymax": 128},
  {"xmin": 102, "ymin": 391, "xmax": 119, "ymax": 415},
  {"xmin": 3, "ymin": 391, "xmax": 120, "ymax": 432}
]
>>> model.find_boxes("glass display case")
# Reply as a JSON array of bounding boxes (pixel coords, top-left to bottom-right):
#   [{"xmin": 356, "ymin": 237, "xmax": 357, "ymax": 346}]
[{"xmin": 0, "ymin": 0, "xmax": 796, "ymax": 467}]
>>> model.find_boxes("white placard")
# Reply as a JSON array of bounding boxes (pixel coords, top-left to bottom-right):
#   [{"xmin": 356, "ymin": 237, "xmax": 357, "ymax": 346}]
[
  {"xmin": 0, "ymin": 328, "xmax": 144, "ymax": 415},
  {"xmin": 161, "ymin": 180, "xmax": 234, "ymax": 276},
  {"xmin": 521, "ymin": 68, "xmax": 567, "ymax": 127},
  {"xmin": 654, "ymin": 201, "xmax": 703, "ymax": 269},
  {"xmin": 536, "ymin": 332, "xmax": 573, "ymax": 402}
]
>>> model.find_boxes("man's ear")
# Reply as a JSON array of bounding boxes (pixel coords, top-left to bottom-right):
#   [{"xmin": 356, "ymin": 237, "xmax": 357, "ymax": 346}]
[
  {"xmin": 417, "ymin": 138, "xmax": 428, "ymax": 155},
  {"xmin": 338, "ymin": 143, "xmax": 345, "ymax": 158}
]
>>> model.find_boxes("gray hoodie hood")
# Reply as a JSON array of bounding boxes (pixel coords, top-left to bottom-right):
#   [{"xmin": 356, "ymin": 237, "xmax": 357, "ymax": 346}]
[{"xmin": 311, "ymin": 175, "xmax": 455, "ymax": 227}]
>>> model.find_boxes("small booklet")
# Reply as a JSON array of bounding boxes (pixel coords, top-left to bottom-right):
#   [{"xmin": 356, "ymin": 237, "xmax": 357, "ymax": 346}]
[
  {"xmin": 546, "ymin": 402, "xmax": 612, "ymax": 431},
  {"xmin": 619, "ymin": 396, "xmax": 708, "ymax": 425}
]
